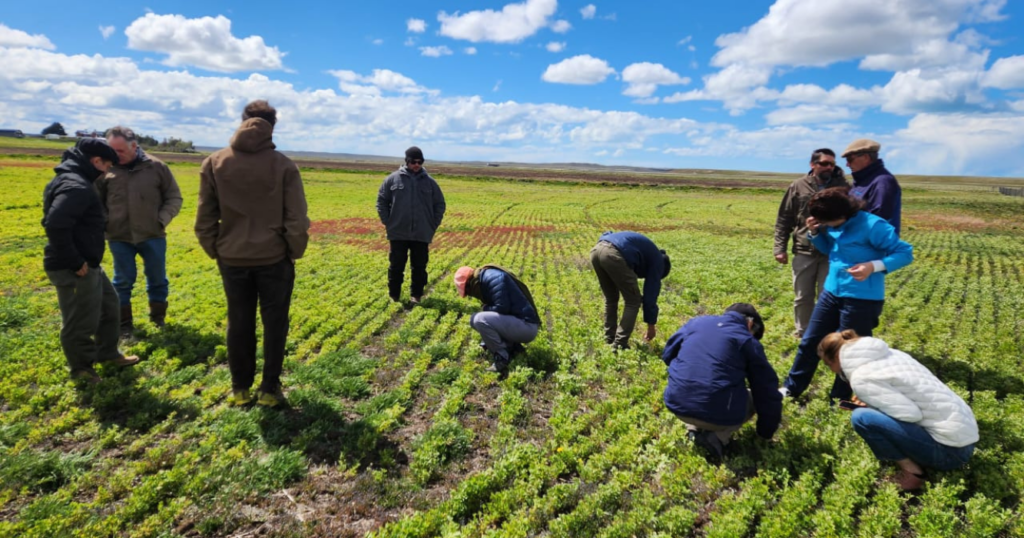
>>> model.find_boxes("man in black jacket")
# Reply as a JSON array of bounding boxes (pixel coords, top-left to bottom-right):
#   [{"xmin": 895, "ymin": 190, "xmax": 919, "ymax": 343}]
[
  {"xmin": 43, "ymin": 139, "xmax": 139, "ymax": 384},
  {"xmin": 376, "ymin": 146, "xmax": 446, "ymax": 304}
]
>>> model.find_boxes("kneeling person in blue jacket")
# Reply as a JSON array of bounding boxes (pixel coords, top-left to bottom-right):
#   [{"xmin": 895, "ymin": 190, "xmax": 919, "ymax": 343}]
[
  {"xmin": 663, "ymin": 303, "xmax": 783, "ymax": 457},
  {"xmin": 455, "ymin": 265, "xmax": 541, "ymax": 374}
]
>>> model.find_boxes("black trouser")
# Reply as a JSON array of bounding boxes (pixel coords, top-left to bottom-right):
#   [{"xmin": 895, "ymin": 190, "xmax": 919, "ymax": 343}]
[
  {"xmin": 388, "ymin": 240, "xmax": 430, "ymax": 298},
  {"xmin": 218, "ymin": 258, "xmax": 295, "ymax": 392},
  {"xmin": 45, "ymin": 266, "xmax": 121, "ymax": 374}
]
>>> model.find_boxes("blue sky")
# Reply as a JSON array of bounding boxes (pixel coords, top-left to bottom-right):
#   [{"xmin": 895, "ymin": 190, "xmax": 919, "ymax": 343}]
[{"xmin": 2, "ymin": 0, "xmax": 1024, "ymax": 177}]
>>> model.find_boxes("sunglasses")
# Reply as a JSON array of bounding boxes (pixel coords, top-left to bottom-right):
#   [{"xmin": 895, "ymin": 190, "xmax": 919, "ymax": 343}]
[
  {"xmin": 814, "ymin": 161, "xmax": 836, "ymax": 167},
  {"xmin": 844, "ymin": 152, "xmax": 866, "ymax": 161},
  {"xmin": 408, "ymin": 159, "xmax": 424, "ymax": 165}
]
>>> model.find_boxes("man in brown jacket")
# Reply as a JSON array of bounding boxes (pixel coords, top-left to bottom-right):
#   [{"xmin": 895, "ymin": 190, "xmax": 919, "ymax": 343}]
[
  {"xmin": 773, "ymin": 148, "xmax": 848, "ymax": 338},
  {"xmin": 97, "ymin": 126, "xmax": 183, "ymax": 336},
  {"xmin": 195, "ymin": 100, "xmax": 310, "ymax": 408}
]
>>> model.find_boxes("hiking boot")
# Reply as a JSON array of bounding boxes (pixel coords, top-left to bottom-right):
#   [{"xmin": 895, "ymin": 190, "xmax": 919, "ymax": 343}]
[
  {"xmin": 256, "ymin": 387, "xmax": 286, "ymax": 408},
  {"xmin": 104, "ymin": 355, "xmax": 140, "ymax": 367},
  {"xmin": 486, "ymin": 354, "xmax": 510, "ymax": 376},
  {"xmin": 389, "ymin": 293, "xmax": 401, "ymax": 303},
  {"xmin": 119, "ymin": 304, "xmax": 134, "ymax": 338},
  {"xmin": 895, "ymin": 469, "xmax": 926, "ymax": 491},
  {"xmin": 779, "ymin": 387, "xmax": 792, "ymax": 399},
  {"xmin": 149, "ymin": 301, "xmax": 168, "ymax": 328},
  {"xmin": 410, "ymin": 296, "xmax": 422, "ymax": 305},
  {"xmin": 688, "ymin": 429, "xmax": 725, "ymax": 459},
  {"xmin": 71, "ymin": 368, "xmax": 102, "ymax": 385},
  {"xmin": 229, "ymin": 389, "xmax": 254, "ymax": 406}
]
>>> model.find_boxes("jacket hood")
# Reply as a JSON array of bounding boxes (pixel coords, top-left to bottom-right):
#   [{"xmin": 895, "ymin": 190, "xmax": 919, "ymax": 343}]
[
  {"xmin": 229, "ymin": 118, "xmax": 276, "ymax": 154},
  {"xmin": 852, "ymin": 158, "xmax": 888, "ymax": 185},
  {"xmin": 839, "ymin": 337, "xmax": 891, "ymax": 378},
  {"xmin": 55, "ymin": 148, "xmax": 101, "ymax": 182},
  {"xmin": 399, "ymin": 164, "xmax": 427, "ymax": 177}
]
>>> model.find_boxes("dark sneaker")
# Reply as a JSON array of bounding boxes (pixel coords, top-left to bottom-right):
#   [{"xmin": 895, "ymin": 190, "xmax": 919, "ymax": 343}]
[
  {"xmin": 72, "ymin": 369, "xmax": 102, "ymax": 385},
  {"xmin": 895, "ymin": 470, "xmax": 926, "ymax": 491},
  {"xmin": 486, "ymin": 354, "xmax": 510, "ymax": 377},
  {"xmin": 508, "ymin": 343, "xmax": 526, "ymax": 358},
  {"xmin": 688, "ymin": 429, "xmax": 725, "ymax": 459},
  {"xmin": 389, "ymin": 294, "xmax": 401, "ymax": 303},
  {"xmin": 104, "ymin": 355, "xmax": 140, "ymax": 367}
]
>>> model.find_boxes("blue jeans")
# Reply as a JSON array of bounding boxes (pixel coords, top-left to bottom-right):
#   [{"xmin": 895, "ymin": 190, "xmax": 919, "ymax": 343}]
[
  {"xmin": 851, "ymin": 408, "xmax": 974, "ymax": 470},
  {"xmin": 109, "ymin": 238, "xmax": 169, "ymax": 305},
  {"xmin": 783, "ymin": 290, "xmax": 884, "ymax": 399}
]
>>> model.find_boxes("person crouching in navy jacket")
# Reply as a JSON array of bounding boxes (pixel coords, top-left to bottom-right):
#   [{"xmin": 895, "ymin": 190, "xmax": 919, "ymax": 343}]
[{"xmin": 663, "ymin": 303, "xmax": 783, "ymax": 458}]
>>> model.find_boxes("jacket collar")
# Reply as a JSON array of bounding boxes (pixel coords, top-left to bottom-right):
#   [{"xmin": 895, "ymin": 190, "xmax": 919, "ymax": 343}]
[
  {"xmin": 852, "ymin": 159, "xmax": 888, "ymax": 186},
  {"xmin": 839, "ymin": 337, "xmax": 891, "ymax": 378}
]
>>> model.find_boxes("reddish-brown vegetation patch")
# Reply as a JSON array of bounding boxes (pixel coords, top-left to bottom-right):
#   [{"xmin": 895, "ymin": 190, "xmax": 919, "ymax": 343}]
[
  {"xmin": 0, "ymin": 160, "xmax": 50, "ymax": 168},
  {"xmin": 310, "ymin": 218, "xmax": 388, "ymax": 250},
  {"xmin": 907, "ymin": 211, "xmax": 1016, "ymax": 232}
]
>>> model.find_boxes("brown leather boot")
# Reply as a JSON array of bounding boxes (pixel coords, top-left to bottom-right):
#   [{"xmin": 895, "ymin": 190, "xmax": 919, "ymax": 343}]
[
  {"xmin": 119, "ymin": 304, "xmax": 134, "ymax": 338},
  {"xmin": 149, "ymin": 301, "xmax": 168, "ymax": 328}
]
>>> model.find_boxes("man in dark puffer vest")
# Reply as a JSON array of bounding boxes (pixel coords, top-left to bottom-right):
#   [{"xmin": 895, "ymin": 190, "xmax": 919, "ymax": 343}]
[
  {"xmin": 454, "ymin": 265, "xmax": 541, "ymax": 374},
  {"xmin": 42, "ymin": 138, "xmax": 140, "ymax": 384}
]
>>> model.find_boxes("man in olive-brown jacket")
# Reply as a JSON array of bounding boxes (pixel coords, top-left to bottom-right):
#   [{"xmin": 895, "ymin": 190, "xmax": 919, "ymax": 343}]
[
  {"xmin": 195, "ymin": 100, "xmax": 310, "ymax": 408},
  {"xmin": 97, "ymin": 126, "xmax": 183, "ymax": 336},
  {"xmin": 773, "ymin": 148, "xmax": 849, "ymax": 338}
]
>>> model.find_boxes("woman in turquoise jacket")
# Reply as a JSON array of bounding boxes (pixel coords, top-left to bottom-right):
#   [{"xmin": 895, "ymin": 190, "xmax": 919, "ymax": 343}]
[{"xmin": 781, "ymin": 186, "xmax": 913, "ymax": 401}]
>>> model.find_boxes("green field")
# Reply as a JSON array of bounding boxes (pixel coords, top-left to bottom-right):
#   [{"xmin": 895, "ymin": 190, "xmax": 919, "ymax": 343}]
[{"xmin": 1, "ymin": 154, "xmax": 1023, "ymax": 537}]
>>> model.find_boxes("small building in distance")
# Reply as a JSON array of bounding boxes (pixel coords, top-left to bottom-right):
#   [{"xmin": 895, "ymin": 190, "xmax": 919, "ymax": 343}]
[{"xmin": 0, "ymin": 129, "xmax": 25, "ymax": 138}]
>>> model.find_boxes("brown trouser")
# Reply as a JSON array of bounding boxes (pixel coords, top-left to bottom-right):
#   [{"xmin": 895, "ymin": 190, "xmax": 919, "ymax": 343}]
[
  {"xmin": 792, "ymin": 253, "xmax": 829, "ymax": 336},
  {"xmin": 591, "ymin": 241, "xmax": 642, "ymax": 349},
  {"xmin": 675, "ymin": 391, "xmax": 755, "ymax": 445}
]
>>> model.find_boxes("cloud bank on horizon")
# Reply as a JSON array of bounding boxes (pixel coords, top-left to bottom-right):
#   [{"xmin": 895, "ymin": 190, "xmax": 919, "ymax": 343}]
[{"xmin": 1, "ymin": 0, "xmax": 1023, "ymax": 177}]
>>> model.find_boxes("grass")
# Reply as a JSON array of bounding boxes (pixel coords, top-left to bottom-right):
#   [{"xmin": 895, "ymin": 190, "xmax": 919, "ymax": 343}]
[{"xmin": 1, "ymin": 149, "xmax": 1023, "ymax": 537}]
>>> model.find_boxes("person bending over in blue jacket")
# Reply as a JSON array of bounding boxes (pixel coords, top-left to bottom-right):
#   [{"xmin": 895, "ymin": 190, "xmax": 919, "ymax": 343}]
[
  {"xmin": 454, "ymin": 265, "xmax": 541, "ymax": 374},
  {"xmin": 663, "ymin": 303, "xmax": 783, "ymax": 458},
  {"xmin": 780, "ymin": 186, "xmax": 913, "ymax": 401},
  {"xmin": 591, "ymin": 231, "xmax": 670, "ymax": 349}
]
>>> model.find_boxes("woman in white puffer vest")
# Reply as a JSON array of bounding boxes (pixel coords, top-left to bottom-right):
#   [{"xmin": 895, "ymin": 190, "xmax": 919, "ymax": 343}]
[{"xmin": 818, "ymin": 330, "xmax": 978, "ymax": 490}]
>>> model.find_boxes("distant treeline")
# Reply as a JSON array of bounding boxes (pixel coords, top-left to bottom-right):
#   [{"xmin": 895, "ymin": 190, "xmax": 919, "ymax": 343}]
[{"xmin": 137, "ymin": 134, "xmax": 196, "ymax": 153}]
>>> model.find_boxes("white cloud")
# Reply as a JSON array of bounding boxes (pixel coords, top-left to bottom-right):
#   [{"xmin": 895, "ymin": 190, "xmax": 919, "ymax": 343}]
[
  {"xmin": 372, "ymin": 38, "xmax": 384, "ymax": 45},
  {"xmin": 0, "ymin": 23, "xmax": 55, "ymax": 50},
  {"xmin": 765, "ymin": 104, "xmax": 860, "ymax": 125},
  {"xmin": 124, "ymin": 13, "xmax": 285, "ymax": 72},
  {"xmin": 621, "ymin": 62, "xmax": 690, "ymax": 98},
  {"xmin": 464, "ymin": 47, "xmax": 477, "ymax": 55},
  {"xmin": 859, "ymin": 31, "xmax": 988, "ymax": 71},
  {"xmin": 545, "ymin": 41, "xmax": 566, "ymax": 53},
  {"xmin": 541, "ymin": 55, "xmax": 615, "ymax": 85},
  {"xmin": 581, "ymin": 5, "xmax": 597, "ymax": 19},
  {"xmin": 983, "ymin": 55, "xmax": 1024, "ymax": 89},
  {"xmin": 419, "ymin": 45, "xmax": 453, "ymax": 57},
  {"xmin": 438, "ymin": 0, "xmax": 557, "ymax": 43},
  {"xmin": 711, "ymin": 0, "xmax": 1000, "ymax": 69},
  {"xmin": 404, "ymin": 37, "xmax": 416, "ymax": 47},
  {"xmin": 493, "ymin": 79, "xmax": 503, "ymax": 92},
  {"xmin": 99, "ymin": 25, "xmax": 116, "ymax": 40},
  {"xmin": 328, "ymin": 68, "xmax": 434, "ymax": 96},
  {"xmin": 678, "ymin": 36, "xmax": 692, "ymax": 46},
  {"xmin": 550, "ymin": 20, "xmax": 572, "ymax": 33},
  {"xmin": 407, "ymin": 18, "xmax": 426, "ymax": 33},
  {"xmin": 893, "ymin": 112, "xmax": 1024, "ymax": 174}
]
